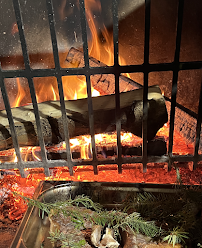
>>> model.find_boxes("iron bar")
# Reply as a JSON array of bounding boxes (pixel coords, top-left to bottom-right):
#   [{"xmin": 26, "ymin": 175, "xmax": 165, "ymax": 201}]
[
  {"xmin": 0, "ymin": 65, "xmax": 25, "ymax": 177},
  {"xmin": 79, "ymin": 0, "xmax": 98, "ymax": 174},
  {"xmin": 113, "ymin": 0, "xmax": 122, "ymax": 173},
  {"xmin": 46, "ymin": 0, "xmax": 74, "ymax": 176},
  {"xmin": 1, "ymin": 60, "xmax": 202, "ymax": 79},
  {"xmin": 142, "ymin": 0, "xmax": 151, "ymax": 172},
  {"xmin": 168, "ymin": 0, "xmax": 184, "ymax": 170},
  {"xmin": 12, "ymin": 0, "xmax": 50, "ymax": 176},
  {"xmin": 164, "ymin": 96, "xmax": 198, "ymax": 119},
  {"xmin": 0, "ymin": 153, "xmax": 201, "ymax": 171},
  {"xmin": 193, "ymin": 82, "xmax": 202, "ymax": 169}
]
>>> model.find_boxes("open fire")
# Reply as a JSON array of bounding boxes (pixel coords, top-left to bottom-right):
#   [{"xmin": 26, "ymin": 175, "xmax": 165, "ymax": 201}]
[
  {"xmin": 0, "ymin": 1, "xmax": 202, "ymax": 247},
  {"xmin": 0, "ymin": 0, "xmax": 137, "ymax": 225}
]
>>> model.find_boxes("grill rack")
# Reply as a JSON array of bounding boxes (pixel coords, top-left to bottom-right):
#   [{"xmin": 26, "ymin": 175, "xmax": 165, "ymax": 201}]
[{"xmin": 0, "ymin": 0, "xmax": 202, "ymax": 177}]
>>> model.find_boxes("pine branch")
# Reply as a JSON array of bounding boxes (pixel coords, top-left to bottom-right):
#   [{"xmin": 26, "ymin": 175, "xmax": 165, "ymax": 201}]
[
  {"xmin": 14, "ymin": 192, "xmax": 160, "ymax": 238},
  {"xmin": 162, "ymin": 227, "xmax": 188, "ymax": 247},
  {"xmin": 13, "ymin": 192, "xmax": 102, "ymax": 216}
]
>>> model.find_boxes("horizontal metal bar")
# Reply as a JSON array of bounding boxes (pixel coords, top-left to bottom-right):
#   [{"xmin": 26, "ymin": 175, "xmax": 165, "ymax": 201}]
[
  {"xmin": 1, "ymin": 60, "xmax": 202, "ymax": 79},
  {"xmin": 171, "ymin": 154, "xmax": 197, "ymax": 162},
  {"xmin": 1, "ymin": 153, "xmax": 202, "ymax": 171}
]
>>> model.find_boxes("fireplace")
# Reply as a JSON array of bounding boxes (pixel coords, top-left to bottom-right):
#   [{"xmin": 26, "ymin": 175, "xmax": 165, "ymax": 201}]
[{"xmin": 0, "ymin": 0, "xmax": 202, "ymax": 247}]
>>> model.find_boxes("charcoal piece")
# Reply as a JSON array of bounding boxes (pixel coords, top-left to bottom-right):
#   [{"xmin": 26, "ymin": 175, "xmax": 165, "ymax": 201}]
[
  {"xmin": 72, "ymin": 151, "xmax": 81, "ymax": 160},
  {"xmin": 47, "ymin": 152, "xmax": 67, "ymax": 160},
  {"xmin": 147, "ymin": 138, "xmax": 167, "ymax": 156},
  {"xmin": 101, "ymin": 147, "xmax": 116, "ymax": 157},
  {"xmin": 122, "ymin": 146, "xmax": 142, "ymax": 156},
  {"xmin": 122, "ymin": 138, "xmax": 167, "ymax": 157},
  {"xmin": 125, "ymin": 97, "xmax": 168, "ymax": 140}
]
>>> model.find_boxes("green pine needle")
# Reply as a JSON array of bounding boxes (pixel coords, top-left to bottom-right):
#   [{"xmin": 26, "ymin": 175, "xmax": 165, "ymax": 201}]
[
  {"xmin": 14, "ymin": 192, "xmax": 160, "ymax": 238},
  {"xmin": 162, "ymin": 227, "xmax": 189, "ymax": 247}
]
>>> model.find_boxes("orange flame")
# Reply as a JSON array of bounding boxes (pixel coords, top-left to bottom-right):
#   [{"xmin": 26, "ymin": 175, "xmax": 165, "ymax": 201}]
[
  {"xmin": 0, "ymin": 123, "xmax": 196, "ymax": 221},
  {"xmin": 84, "ymin": 0, "xmax": 131, "ymax": 79},
  {"xmin": 51, "ymin": 85, "xmax": 58, "ymax": 101},
  {"xmin": 85, "ymin": 0, "xmax": 114, "ymax": 66},
  {"xmin": 12, "ymin": 78, "xmax": 26, "ymax": 108},
  {"xmin": 10, "ymin": 0, "xmax": 132, "ymax": 108}
]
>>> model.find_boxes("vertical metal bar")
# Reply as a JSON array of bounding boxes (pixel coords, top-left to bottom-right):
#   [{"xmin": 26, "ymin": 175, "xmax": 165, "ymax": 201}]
[
  {"xmin": 142, "ymin": 0, "xmax": 151, "ymax": 172},
  {"xmin": 193, "ymin": 82, "xmax": 202, "ymax": 169},
  {"xmin": 12, "ymin": 0, "xmax": 50, "ymax": 176},
  {"xmin": 79, "ymin": 0, "xmax": 98, "ymax": 174},
  {"xmin": 0, "ymin": 66, "xmax": 25, "ymax": 177},
  {"xmin": 46, "ymin": 0, "xmax": 74, "ymax": 176},
  {"xmin": 112, "ymin": 0, "xmax": 122, "ymax": 173},
  {"xmin": 168, "ymin": 0, "xmax": 184, "ymax": 170}
]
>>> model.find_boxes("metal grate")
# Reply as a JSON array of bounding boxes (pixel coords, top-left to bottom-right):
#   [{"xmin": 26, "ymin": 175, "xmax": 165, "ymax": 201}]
[{"xmin": 0, "ymin": 0, "xmax": 202, "ymax": 177}]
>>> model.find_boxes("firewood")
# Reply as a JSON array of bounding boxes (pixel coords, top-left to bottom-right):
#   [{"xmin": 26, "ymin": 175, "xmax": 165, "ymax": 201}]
[
  {"xmin": 65, "ymin": 47, "xmax": 140, "ymax": 94},
  {"xmin": 67, "ymin": 86, "xmax": 167, "ymax": 140},
  {"xmin": 0, "ymin": 114, "xmax": 75, "ymax": 150},
  {"xmin": 47, "ymin": 136, "xmax": 167, "ymax": 161},
  {"xmin": 0, "ymin": 86, "xmax": 167, "ymax": 151}
]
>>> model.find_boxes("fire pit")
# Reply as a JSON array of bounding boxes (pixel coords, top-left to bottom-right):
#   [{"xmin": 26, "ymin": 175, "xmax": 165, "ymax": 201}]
[{"xmin": 0, "ymin": 0, "xmax": 202, "ymax": 247}]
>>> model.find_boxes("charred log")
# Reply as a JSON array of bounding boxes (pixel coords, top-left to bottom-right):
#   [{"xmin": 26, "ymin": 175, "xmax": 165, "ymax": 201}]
[
  {"xmin": 65, "ymin": 47, "xmax": 140, "ymax": 94},
  {"xmin": 0, "ymin": 86, "xmax": 167, "ymax": 151},
  {"xmin": 47, "ymin": 137, "xmax": 167, "ymax": 160}
]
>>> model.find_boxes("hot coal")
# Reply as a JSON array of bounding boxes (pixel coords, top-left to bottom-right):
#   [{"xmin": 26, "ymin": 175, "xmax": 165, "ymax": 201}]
[{"xmin": 47, "ymin": 137, "xmax": 167, "ymax": 160}]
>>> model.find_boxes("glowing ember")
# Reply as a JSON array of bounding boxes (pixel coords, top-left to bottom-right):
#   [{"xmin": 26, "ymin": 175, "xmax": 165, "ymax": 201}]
[
  {"xmin": 157, "ymin": 123, "xmax": 194, "ymax": 155},
  {"xmin": 0, "ymin": 123, "xmax": 194, "ymax": 164},
  {"xmin": 0, "ymin": 122, "xmax": 198, "ymax": 221}
]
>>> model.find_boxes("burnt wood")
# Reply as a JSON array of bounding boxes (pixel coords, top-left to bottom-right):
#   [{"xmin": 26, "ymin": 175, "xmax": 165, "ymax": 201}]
[
  {"xmin": 0, "ymin": 86, "xmax": 167, "ymax": 150},
  {"xmin": 65, "ymin": 47, "xmax": 141, "ymax": 94},
  {"xmin": 47, "ymin": 137, "xmax": 167, "ymax": 160}
]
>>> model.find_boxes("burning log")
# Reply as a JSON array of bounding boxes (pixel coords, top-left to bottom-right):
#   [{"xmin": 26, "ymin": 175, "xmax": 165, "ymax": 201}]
[
  {"xmin": 65, "ymin": 47, "xmax": 140, "ymax": 94},
  {"xmin": 73, "ymin": 86, "xmax": 168, "ymax": 140},
  {"xmin": 47, "ymin": 137, "xmax": 167, "ymax": 161},
  {"xmin": 0, "ymin": 86, "xmax": 167, "ymax": 151}
]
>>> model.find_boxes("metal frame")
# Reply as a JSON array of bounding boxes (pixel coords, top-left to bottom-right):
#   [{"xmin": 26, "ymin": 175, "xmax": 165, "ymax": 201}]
[{"xmin": 0, "ymin": 0, "xmax": 202, "ymax": 177}]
